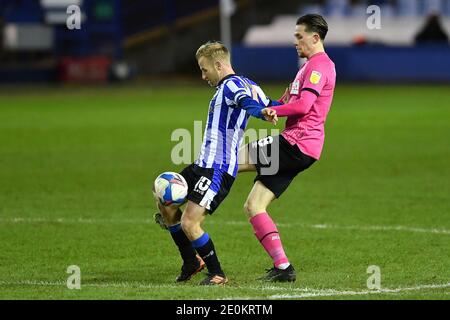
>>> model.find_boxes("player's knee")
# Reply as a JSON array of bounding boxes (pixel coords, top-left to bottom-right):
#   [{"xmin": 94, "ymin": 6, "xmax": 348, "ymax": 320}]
[
  {"xmin": 180, "ymin": 214, "xmax": 198, "ymax": 236},
  {"xmin": 180, "ymin": 215, "xmax": 192, "ymax": 231},
  {"xmin": 244, "ymin": 198, "xmax": 263, "ymax": 217}
]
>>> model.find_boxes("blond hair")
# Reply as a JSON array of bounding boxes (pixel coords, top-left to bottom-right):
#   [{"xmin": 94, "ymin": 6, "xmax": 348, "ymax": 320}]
[{"xmin": 195, "ymin": 41, "xmax": 230, "ymax": 63}]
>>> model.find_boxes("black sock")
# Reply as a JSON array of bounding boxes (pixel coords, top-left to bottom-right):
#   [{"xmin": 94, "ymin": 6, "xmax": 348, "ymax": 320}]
[
  {"xmin": 168, "ymin": 224, "xmax": 197, "ymax": 265},
  {"xmin": 193, "ymin": 234, "xmax": 224, "ymax": 276}
]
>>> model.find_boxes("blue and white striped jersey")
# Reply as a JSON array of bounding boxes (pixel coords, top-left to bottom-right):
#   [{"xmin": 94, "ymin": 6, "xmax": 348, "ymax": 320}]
[{"xmin": 195, "ymin": 74, "xmax": 270, "ymax": 177}]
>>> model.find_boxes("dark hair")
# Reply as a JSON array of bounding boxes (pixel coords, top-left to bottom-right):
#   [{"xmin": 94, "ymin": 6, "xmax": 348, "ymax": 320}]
[{"xmin": 296, "ymin": 14, "xmax": 328, "ymax": 41}]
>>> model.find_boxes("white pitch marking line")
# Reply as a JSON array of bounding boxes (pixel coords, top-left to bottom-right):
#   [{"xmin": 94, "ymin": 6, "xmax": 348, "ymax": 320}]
[
  {"xmin": 270, "ymin": 283, "xmax": 450, "ymax": 299},
  {"xmin": 1, "ymin": 217, "xmax": 449, "ymax": 235},
  {"xmin": 0, "ymin": 280, "xmax": 336, "ymax": 293}
]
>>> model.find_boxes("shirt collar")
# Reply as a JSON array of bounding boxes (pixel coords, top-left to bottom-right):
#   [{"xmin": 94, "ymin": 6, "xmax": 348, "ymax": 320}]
[
  {"xmin": 308, "ymin": 51, "xmax": 327, "ymax": 60},
  {"xmin": 216, "ymin": 73, "xmax": 236, "ymax": 87}
]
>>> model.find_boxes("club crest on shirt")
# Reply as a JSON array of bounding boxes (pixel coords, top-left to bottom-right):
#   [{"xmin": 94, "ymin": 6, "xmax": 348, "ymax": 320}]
[
  {"xmin": 310, "ymin": 71, "xmax": 322, "ymax": 85},
  {"xmin": 290, "ymin": 80, "xmax": 300, "ymax": 95}
]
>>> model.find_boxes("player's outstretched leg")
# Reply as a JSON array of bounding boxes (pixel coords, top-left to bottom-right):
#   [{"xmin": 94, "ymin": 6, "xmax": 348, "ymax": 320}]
[
  {"xmin": 157, "ymin": 202, "xmax": 205, "ymax": 282},
  {"xmin": 244, "ymin": 182, "xmax": 296, "ymax": 282},
  {"xmin": 181, "ymin": 201, "xmax": 228, "ymax": 286}
]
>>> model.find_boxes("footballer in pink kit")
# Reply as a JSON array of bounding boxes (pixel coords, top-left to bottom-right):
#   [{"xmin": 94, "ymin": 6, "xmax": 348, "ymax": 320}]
[
  {"xmin": 238, "ymin": 14, "xmax": 336, "ymax": 282},
  {"xmin": 274, "ymin": 51, "xmax": 336, "ymax": 160}
]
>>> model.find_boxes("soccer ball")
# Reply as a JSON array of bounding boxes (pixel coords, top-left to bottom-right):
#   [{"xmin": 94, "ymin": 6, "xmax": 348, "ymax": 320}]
[{"xmin": 153, "ymin": 172, "xmax": 188, "ymax": 206}]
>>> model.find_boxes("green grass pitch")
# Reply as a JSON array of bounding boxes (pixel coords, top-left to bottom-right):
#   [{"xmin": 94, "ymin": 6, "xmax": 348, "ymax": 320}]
[{"xmin": 0, "ymin": 83, "xmax": 449, "ymax": 299}]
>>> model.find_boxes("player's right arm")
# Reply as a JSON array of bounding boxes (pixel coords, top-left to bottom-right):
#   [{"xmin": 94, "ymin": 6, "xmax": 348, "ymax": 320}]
[
  {"xmin": 267, "ymin": 89, "xmax": 318, "ymax": 117},
  {"xmin": 268, "ymin": 63, "xmax": 328, "ymax": 117}
]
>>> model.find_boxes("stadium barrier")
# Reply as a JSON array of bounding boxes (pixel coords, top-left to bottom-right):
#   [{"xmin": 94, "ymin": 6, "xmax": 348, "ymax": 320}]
[{"xmin": 232, "ymin": 44, "xmax": 450, "ymax": 82}]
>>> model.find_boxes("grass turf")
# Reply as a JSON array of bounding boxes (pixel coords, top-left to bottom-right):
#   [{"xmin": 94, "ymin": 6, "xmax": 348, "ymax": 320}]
[{"xmin": 0, "ymin": 83, "xmax": 449, "ymax": 299}]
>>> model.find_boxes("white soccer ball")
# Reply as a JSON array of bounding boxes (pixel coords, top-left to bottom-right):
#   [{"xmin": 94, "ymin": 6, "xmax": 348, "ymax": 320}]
[{"xmin": 153, "ymin": 172, "xmax": 188, "ymax": 206}]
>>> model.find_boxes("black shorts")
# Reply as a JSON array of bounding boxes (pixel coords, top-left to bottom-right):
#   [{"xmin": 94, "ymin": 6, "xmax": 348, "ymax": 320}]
[
  {"xmin": 179, "ymin": 164, "xmax": 234, "ymax": 214},
  {"xmin": 248, "ymin": 135, "xmax": 316, "ymax": 198}
]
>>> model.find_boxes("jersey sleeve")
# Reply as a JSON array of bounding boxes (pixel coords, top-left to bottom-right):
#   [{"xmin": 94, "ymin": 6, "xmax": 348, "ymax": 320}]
[
  {"xmin": 223, "ymin": 78, "xmax": 252, "ymax": 105},
  {"xmin": 222, "ymin": 77, "xmax": 269, "ymax": 120},
  {"xmin": 269, "ymin": 90, "xmax": 318, "ymax": 117},
  {"xmin": 300, "ymin": 61, "xmax": 328, "ymax": 97}
]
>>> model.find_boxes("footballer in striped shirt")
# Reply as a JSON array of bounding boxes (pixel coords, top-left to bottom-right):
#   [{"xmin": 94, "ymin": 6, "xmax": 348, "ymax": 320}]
[{"xmin": 155, "ymin": 41, "xmax": 278, "ymax": 285}]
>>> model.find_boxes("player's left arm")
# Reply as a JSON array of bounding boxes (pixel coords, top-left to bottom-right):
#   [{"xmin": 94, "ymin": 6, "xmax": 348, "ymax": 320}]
[
  {"xmin": 224, "ymin": 79, "xmax": 277, "ymax": 123},
  {"xmin": 238, "ymin": 97, "xmax": 278, "ymax": 125}
]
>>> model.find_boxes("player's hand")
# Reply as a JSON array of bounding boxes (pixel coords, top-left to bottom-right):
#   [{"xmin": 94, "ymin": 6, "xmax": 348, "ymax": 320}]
[
  {"xmin": 280, "ymin": 83, "xmax": 292, "ymax": 104},
  {"xmin": 262, "ymin": 108, "xmax": 278, "ymax": 125}
]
